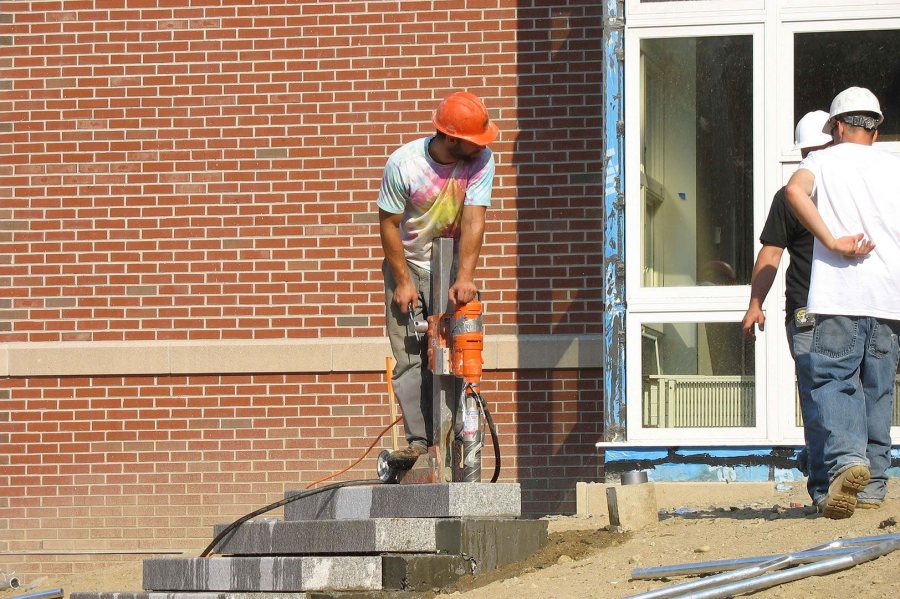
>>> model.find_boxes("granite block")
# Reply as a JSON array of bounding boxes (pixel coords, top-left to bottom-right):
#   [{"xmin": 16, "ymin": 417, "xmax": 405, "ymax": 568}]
[
  {"xmin": 284, "ymin": 483, "xmax": 521, "ymax": 520},
  {"xmin": 142, "ymin": 557, "xmax": 380, "ymax": 592},
  {"xmin": 210, "ymin": 518, "xmax": 439, "ymax": 554}
]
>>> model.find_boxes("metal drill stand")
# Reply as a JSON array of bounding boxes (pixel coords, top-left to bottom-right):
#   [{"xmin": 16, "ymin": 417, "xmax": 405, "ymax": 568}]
[{"xmin": 378, "ymin": 237, "xmax": 483, "ymax": 484}]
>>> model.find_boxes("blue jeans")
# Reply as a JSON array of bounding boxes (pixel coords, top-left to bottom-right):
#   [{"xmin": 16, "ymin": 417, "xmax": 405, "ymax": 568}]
[
  {"xmin": 796, "ymin": 315, "xmax": 899, "ymax": 505},
  {"xmin": 787, "ymin": 320, "xmax": 813, "ymax": 477}
]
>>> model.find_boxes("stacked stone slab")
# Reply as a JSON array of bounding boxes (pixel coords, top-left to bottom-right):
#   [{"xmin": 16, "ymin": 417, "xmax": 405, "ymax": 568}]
[{"xmin": 72, "ymin": 482, "xmax": 547, "ymax": 599}]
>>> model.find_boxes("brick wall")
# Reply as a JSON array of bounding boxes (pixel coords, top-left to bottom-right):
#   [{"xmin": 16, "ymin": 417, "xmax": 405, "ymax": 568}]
[{"xmin": 0, "ymin": 0, "xmax": 605, "ymax": 577}]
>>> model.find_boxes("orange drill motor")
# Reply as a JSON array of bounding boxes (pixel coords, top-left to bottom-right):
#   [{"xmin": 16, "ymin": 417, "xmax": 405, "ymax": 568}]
[
  {"xmin": 427, "ymin": 299, "xmax": 484, "ymax": 385},
  {"xmin": 450, "ymin": 299, "xmax": 484, "ymax": 389}
]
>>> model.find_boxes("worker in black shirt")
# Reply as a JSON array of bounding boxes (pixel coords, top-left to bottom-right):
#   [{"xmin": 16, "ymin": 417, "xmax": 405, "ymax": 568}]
[{"xmin": 741, "ymin": 110, "xmax": 832, "ymax": 477}]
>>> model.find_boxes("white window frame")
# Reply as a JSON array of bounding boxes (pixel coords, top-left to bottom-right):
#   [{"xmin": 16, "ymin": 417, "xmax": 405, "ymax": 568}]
[
  {"xmin": 624, "ymin": 23, "xmax": 765, "ymax": 444},
  {"xmin": 626, "ymin": 310, "xmax": 768, "ymax": 444},
  {"xmin": 623, "ymin": 3, "xmax": 900, "ymax": 446},
  {"xmin": 624, "ymin": 23, "xmax": 765, "ymax": 314},
  {"xmin": 626, "ymin": 1, "xmax": 764, "ymax": 28}
]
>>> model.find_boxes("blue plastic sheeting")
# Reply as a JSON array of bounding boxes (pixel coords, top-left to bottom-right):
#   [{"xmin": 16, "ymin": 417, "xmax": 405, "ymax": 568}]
[
  {"xmin": 603, "ymin": 446, "xmax": 899, "ymax": 482},
  {"xmin": 605, "ymin": 449, "xmax": 669, "ymax": 462},
  {"xmin": 645, "ymin": 464, "xmax": 773, "ymax": 483}
]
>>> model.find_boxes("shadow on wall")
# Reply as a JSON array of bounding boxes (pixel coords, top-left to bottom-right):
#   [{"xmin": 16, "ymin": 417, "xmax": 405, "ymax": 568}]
[{"xmin": 513, "ymin": 1, "xmax": 605, "ymax": 516}]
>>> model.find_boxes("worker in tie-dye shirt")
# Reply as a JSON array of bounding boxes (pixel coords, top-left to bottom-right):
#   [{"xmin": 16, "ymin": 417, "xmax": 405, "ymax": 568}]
[{"xmin": 377, "ymin": 91, "xmax": 498, "ymax": 467}]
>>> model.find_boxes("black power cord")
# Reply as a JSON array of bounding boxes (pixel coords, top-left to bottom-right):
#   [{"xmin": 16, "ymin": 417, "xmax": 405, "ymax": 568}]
[
  {"xmin": 467, "ymin": 383, "xmax": 501, "ymax": 483},
  {"xmin": 200, "ymin": 478, "xmax": 380, "ymax": 557},
  {"xmin": 202, "ymin": 388, "xmax": 503, "ymax": 557}
]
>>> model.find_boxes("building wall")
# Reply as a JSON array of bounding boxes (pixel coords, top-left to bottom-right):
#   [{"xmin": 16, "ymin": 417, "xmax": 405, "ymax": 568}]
[{"xmin": 0, "ymin": 1, "xmax": 604, "ymax": 577}]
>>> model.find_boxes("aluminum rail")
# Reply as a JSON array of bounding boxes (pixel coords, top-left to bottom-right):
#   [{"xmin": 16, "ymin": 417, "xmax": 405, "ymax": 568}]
[
  {"xmin": 6, "ymin": 589, "xmax": 64, "ymax": 599},
  {"xmin": 679, "ymin": 537, "xmax": 900, "ymax": 599},
  {"xmin": 628, "ymin": 548, "xmax": 864, "ymax": 599},
  {"xmin": 631, "ymin": 532, "xmax": 900, "ymax": 579}
]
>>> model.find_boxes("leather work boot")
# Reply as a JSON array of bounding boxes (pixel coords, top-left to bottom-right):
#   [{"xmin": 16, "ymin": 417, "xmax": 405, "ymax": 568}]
[
  {"xmin": 819, "ymin": 464, "xmax": 870, "ymax": 520},
  {"xmin": 856, "ymin": 501, "xmax": 882, "ymax": 510},
  {"xmin": 386, "ymin": 442, "xmax": 428, "ymax": 471}
]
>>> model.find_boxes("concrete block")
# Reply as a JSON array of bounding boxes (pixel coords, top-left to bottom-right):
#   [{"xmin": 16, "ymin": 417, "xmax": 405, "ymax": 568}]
[
  {"xmin": 211, "ymin": 518, "xmax": 441, "ymax": 554},
  {"xmin": 284, "ymin": 483, "xmax": 521, "ymax": 520},
  {"xmin": 606, "ymin": 483, "xmax": 659, "ymax": 531},
  {"xmin": 142, "ymin": 557, "xmax": 381, "ymax": 592},
  {"xmin": 436, "ymin": 518, "xmax": 548, "ymax": 573},
  {"xmin": 73, "ymin": 595, "xmax": 309, "ymax": 599},
  {"xmin": 575, "ymin": 481, "xmax": 612, "ymax": 520},
  {"xmin": 72, "ymin": 594, "xmax": 423, "ymax": 599},
  {"xmin": 381, "ymin": 554, "xmax": 471, "ymax": 591}
]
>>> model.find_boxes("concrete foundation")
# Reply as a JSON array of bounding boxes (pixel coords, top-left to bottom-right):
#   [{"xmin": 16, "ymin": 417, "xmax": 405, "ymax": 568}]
[
  {"xmin": 435, "ymin": 518, "xmax": 548, "ymax": 573},
  {"xmin": 381, "ymin": 554, "xmax": 472, "ymax": 591}
]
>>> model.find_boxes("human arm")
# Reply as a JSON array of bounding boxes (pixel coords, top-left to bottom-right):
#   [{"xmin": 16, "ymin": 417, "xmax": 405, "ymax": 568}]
[
  {"xmin": 741, "ymin": 244, "xmax": 784, "ymax": 339},
  {"xmin": 784, "ymin": 169, "xmax": 874, "ymax": 257},
  {"xmin": 379, "ymin": 208, "xmax": 417, "ymax": 315},
  {"xmin": 449, "ymin": 204, "xmax": 486, "ymax": 306}
]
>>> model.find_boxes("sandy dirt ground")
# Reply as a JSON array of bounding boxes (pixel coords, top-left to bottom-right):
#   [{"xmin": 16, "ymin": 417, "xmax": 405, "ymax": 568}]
[{"xmin": 2, "ymin": 479, "xmax": 898, "ymax": 599}]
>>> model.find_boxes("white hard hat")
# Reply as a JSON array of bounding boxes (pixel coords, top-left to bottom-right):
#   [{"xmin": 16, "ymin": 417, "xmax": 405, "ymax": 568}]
[
  {"xmin": 794, "ymin": 110, "xmax": 832, "ymax": 150},
  {"xmin": 823, "ymin": 86, "xmax": 884, "ymax": 133}
]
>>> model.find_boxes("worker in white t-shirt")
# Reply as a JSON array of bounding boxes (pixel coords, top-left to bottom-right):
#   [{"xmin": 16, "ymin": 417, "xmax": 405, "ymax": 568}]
[{"xmin": 786, "ymin": 86, "xmax": 900, "ymax": 520}]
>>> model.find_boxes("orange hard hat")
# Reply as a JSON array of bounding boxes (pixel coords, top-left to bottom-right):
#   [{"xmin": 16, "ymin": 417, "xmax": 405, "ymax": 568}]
[{"xmin": 432, "ymin": 91, "xmax": 499, "ymax": 146}]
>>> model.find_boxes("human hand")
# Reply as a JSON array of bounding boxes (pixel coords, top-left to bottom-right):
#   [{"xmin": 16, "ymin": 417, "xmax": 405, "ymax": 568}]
[
  {"xmin": 393, "ymin": 281, "xmax": 418, "ymax": 315},
  {"xmin": 449, "ymin": 278, "xmax": 477, "ymax": 306},
  {"xmin": 829, "ymin": 233, "xmax": 874, "ymax": 258},
  {"xmin": 741, "ymin": 306, "xmax": 765, "ymax": 340}
]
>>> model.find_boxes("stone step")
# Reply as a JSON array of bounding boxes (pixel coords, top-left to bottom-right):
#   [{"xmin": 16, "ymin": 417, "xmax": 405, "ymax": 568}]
[
  {"xmin": 142, "ymin": 557, "xmax": 381, "ymax": 592},
  {"xmin": 211, "ymin": 517, "xmax": 439, "ymax": 555},
  {"xmin": 284, "ymin": 482, "xmax": 521, "ymax": 520},
  {"xmin": 209, "ymin": 518, "xmax": 546, "ymax": 566},
  {"xmin": 74, "ymin": 595, "xmax": 311, "ymax": 599},
  {"xmin": 72, "ymin": 593, "xmax": 424, "ymax": 599}
]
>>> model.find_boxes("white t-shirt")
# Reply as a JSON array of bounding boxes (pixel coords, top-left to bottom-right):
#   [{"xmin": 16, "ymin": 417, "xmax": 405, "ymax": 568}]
[
  {"xmin": 377, "ymin": 137, "xmax": 494, "ymax": 271},
  {"xmin": 799, "ymin": 143, "xmax": 900, "ymax": 320}
]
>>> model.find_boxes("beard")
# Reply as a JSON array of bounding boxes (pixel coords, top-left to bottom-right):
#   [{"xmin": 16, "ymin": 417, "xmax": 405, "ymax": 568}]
[{"xmin": 448, "ymin": 142, "xmax": 483, "ymax": 161}]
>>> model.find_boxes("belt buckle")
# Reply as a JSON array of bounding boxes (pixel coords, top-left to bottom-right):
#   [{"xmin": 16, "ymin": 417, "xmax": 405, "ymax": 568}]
[{"xmin": 794, "ymin": 307, "xmax": 815, "ymax": 329}]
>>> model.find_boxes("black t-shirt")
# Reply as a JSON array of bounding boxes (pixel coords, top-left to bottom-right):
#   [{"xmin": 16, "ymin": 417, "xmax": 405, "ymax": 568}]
[{"xmin": 759, "ymin": 186, "xmax": 813, "ymax": 324}]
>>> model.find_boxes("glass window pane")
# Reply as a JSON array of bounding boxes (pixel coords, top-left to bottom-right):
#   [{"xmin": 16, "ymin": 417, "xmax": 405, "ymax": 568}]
[
  {"xmin": 640, "ymin": 36, "xmax": 754, "ymax": 288},
  {"xmin": 795, "ymin": 30, "xmax": 900, "ymax": 142},
  {"xmin": 642, "ymin": 322, "xmax": 755, "ymax": 428}
]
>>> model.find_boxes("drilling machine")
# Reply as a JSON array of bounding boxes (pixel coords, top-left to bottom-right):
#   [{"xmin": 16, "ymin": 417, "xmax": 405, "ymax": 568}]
[{"xmin": 376, "ymin": 238, "xmax": 496, "ymax": 485}]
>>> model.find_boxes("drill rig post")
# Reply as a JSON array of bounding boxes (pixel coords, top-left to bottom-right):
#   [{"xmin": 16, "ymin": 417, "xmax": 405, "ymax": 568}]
[
  {"xmin": 379, "ymin": 237, "xmax": 488, "ymax": 484},
  {"xmin": 430, "ymin": 237, "xmax": 458, "ymax": 483}
]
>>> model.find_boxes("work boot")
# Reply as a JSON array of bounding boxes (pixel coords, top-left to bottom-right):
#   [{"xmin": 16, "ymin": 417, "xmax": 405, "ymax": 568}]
[
  {"xmin": 856, "ymin": 501, "xmax": 882, "ymax": 510},
  {"xmin": 819, "ymin": 464, "xmax": 870, "ymax": 520},
  {"xmin": 387, "ymin": 441, "xmax": 428, "ymax": 471}
]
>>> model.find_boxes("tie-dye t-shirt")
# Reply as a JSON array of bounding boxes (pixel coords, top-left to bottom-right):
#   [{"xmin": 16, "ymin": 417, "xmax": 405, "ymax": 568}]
[{"xmin": 377, "ymin": 136, "xmax": 494, "ymax": 270}]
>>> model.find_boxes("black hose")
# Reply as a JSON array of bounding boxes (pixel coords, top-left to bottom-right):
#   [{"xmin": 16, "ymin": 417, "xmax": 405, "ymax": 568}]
[
  {"xmin": 200, "ymin": 478, "xmax": 379, "ymax": 557},
  {"xmin": 468, "ymin": 384, "xmax": 501, "ymax": 483},
  {"xmin": 202, "ymin": 386, "xmax": 503, "ymax": 558}
]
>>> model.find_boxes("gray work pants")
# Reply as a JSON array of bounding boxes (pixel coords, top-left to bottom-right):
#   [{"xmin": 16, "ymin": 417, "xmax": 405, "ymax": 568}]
[{"xmin": 383, "ymin": 260, "xmax": 433, "ymax": 445}]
